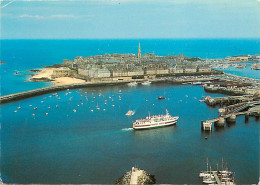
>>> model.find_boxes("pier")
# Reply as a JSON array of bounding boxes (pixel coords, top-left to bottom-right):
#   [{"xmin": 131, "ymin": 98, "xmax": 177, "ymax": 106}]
[
  {"xmin": 213, "ymin": 171, "xmax": 221, "ymax": 185},
  {"xmin": 202, "ymin": 101, "xmax": 260, "ymax": 130}
]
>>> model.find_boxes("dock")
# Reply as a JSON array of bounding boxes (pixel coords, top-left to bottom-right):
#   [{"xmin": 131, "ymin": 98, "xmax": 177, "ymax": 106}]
[{"xmin": 213, "ymin": 171, "xmax": 221, "ymax": 185}]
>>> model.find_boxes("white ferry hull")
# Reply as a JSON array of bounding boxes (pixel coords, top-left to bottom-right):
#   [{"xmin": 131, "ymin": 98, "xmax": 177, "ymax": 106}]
[{"xmin": 133, "ymin": 118, "xmax": 178, "ymax": 130}]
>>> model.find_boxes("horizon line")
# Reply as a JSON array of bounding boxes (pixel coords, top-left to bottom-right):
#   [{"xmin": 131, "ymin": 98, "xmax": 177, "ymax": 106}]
[{"xmin": 1, "ymin": 37, "xmax": 260, "ymax": 40}]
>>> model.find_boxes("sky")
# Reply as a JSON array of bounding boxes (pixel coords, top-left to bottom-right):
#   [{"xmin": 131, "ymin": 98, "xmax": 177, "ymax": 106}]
[{"xmin": 0, "ymin": 0, "xmax": 260, "ymax": 39}]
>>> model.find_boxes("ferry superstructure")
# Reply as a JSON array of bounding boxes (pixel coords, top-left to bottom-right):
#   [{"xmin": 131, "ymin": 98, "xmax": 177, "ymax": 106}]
[{"xmin": 133, "ymin": 110, "xmax": 179, "ymax": 130}]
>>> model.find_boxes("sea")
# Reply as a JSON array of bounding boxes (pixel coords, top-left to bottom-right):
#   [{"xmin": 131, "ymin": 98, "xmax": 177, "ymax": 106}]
[{"xmin": 0, "ymin": 39, "xmax": 259, "ymax": 184}]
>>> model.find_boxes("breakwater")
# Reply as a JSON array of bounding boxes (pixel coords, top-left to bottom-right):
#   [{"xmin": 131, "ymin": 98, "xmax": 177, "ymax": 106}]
[
  {"xmin": 0, "ymin": 80, "xmax": 147, "ymax": 104},
  {"xmin": 0, "ymin": 77, "xmax": 213, "ymax": 104}
]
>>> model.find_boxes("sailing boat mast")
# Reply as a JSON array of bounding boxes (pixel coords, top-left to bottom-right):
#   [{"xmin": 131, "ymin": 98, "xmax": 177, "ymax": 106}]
[{"xmin": 207, "ymin": 157, "xmax": 209, "ymax": 172}]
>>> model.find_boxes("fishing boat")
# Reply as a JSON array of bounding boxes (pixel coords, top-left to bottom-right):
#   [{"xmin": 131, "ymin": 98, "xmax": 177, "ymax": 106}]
[
  {"xmin": 133, "ymin": 110, "xmax": 179, "ymax": 130},
  {"xmin": 125, "ymin": 110, "xmax": 134, "ymax": 116}
]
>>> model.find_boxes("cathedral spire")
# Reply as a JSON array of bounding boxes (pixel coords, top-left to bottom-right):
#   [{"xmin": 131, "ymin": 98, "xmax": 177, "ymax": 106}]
[{"xmin": 137, "ymin": 42, "xmax": 141, "ymax": 59}]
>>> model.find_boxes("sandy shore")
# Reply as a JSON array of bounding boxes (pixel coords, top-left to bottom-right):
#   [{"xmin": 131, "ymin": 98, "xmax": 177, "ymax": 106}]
[
  {"xmin": 31, "ymin": 68, "xmax": 86, "ymax": 86},
  {"xmin": 31, "ymin": 68, "xmax": 55, "ymax": 80},
  {"xmin": 52, "ymin": 77, "xmax": 86, "ymax": 86}
]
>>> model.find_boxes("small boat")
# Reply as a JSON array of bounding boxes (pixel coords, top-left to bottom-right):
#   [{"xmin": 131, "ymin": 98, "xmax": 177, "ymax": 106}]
[
  {"xmin": 34, "ymin": 107, "xmax": 37, "ymax": 110},
  {"xmin": 125, "ymin": 110, "xmax": 134, "ymax": 116},
  {"xmin": 14, "ymin": 110, "xmax": 17, "ymax": 113},
  {"xmin": 17, "ymin": 106, "xmax": 21, "ymax": 109},
  {"xmin": 45, "ymin": 113, "xmax": 48, "ymax": 116},
  {"xmin": 203, "ymin": 178, "xmax": 216, "ymax": 184},
  {"xmin": 91, "ymin": 110, "xmax": 94, "ymax": 112},
  {"xmin": 142, "ymin": 81, "xmax": 151, "ymax": 85},
  {"xmin": 193, "ymin": 81, "xmax": 202, "ymax": 85},
  {"xmin": 158, "ymin": 96, "xmax": 166, "ymax": 100},
  {"xmin": 56, "ymin": 105, "xmax": 59, "ymax": 108},
  {"xmin": 73, "ymin": 109, "xmax": 76, "ymax": 112},
  {"xmin": 32, "ymin": 114, "xmax": 35, "ymax": 117},
  {"xmin": 128, "ymin": 82, "xmax": 138, "ymax": 86},
  {"xmin": 41, "ymin": 101, "xmax": 44, "ymax": 103},
  {"xmin": 48, "ymin": 106, "xmax": 51, "ymax": 109},
  {"xmin": 112, "ymin": 104, "xmax": 115, "ymax": 107}
]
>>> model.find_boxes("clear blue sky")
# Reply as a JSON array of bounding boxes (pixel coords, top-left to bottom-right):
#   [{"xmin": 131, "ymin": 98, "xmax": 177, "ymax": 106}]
[{"xmin": 1, "ymin": 0, "xmax": 260, "ymax": 39}]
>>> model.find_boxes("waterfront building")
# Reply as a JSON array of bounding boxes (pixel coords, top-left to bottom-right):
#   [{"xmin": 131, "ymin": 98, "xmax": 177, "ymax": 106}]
[
  {"xmin": 175, "ymin": 66, "xmax": 184, "ymax": 73},
  {"xmin": 51, "ymin": 67, "xmax": 71, "ymax": 78},
  {"xmin": 198, "ymin": 66, "xmax": 211, "ymax": 72},
  {"xmin": 227, "ymin": 55, "xmax": 252, "ymax": 62}
]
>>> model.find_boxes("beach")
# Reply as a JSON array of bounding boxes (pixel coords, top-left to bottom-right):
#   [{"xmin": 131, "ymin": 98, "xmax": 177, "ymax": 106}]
[{"xmin": 31, "ymin": 68, "xmax": 86, "ymax": 86}]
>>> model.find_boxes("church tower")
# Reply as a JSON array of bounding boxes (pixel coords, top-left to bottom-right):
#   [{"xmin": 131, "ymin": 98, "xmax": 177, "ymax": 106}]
[{"xmin": 137, "ymin": 42, "xmax": 141, "ymax": 59}]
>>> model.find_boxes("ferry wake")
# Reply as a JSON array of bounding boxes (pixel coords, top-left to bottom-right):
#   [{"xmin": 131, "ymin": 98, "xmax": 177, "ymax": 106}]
[{"xmin": 133, "ymin": 110, "xmax": 179, "ymax": 130}]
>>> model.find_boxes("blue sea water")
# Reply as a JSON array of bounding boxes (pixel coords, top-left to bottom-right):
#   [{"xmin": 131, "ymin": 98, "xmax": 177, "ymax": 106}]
[{"xmin": 0, "ymin": 39, "xmax": 259, "ymax": 184}]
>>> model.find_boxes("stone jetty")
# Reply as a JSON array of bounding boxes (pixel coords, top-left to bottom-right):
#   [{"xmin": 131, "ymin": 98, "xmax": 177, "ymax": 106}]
[
  {"xmin": 115, "ymin": 167, "xmax": 155, "ymax": 185},
  {"xmin": 203, "ymin": 95, "xmax": 258, "ymax": 106}
]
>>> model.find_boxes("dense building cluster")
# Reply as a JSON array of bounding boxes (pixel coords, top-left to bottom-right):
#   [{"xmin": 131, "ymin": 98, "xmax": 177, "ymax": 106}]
[{"xmin": 59, "ymin": 44, "xmax": 211, "ymax": 81}]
